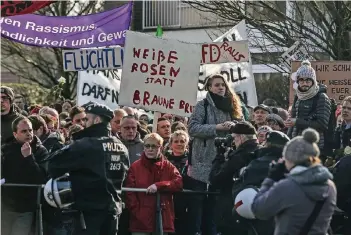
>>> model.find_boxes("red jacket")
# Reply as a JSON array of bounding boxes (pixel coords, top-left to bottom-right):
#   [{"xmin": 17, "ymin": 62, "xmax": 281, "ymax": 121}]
[{"xmin": 126, "ymin": 152, "xmax": 183, "ymax": 233}]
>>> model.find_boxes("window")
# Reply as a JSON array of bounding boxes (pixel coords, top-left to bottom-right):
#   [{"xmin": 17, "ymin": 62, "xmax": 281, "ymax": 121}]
[{"xmin": 245, "ymin": 1, "xmax": 287, "ymax": 21}]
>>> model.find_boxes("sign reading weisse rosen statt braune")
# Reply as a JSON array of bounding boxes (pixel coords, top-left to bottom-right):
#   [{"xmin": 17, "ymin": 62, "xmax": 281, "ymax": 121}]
[
  {"xmin": 119, "ymin": 31, "xmax": 201, "ymax": 117},
  {"xmin": 289, "ymin": 61, "xmax": 351, "ymax": 106}
]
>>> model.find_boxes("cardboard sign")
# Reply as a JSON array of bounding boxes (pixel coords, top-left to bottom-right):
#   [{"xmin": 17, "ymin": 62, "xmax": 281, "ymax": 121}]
[
  {"xmin": 289, "ymin": 61, "xmax": 351, "ymax": 106},
  {"xmin": 77, "ymin": 70, "xmax": 121, "ymax": 110},
  {"xmin": 119, "ymin": 31, "xmax": 201, "ymax": 116},
  {"xmin": 63, "ymin": 47, "xmax": 124, "ymax": 71},
  {"xmin": 201, "ymin": 40, "xmax": 249, "ymax": 64},
  {"xmin": 197, "ymin": 20, "xmax": 258, "ymax": 107}
]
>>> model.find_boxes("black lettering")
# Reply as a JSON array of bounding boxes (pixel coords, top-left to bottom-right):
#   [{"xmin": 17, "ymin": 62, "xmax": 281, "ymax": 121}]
[
  {"xmin": 91, "ymin": 85, "xmax": 97, "ymax": 98},
  {"xmin": 82, "ymin": 83, "xmax": 92, "ymax": 96},
  {"xmin": 112, "ymin": 90, "xmax": 119, "ymax": 103},
  {"xmin": 15, "ymin": 1, "xmax": 33, "ymax": 13},
  {"xmin": 97, "ymin": 86, "xmax": 105, "ymax": 100}
]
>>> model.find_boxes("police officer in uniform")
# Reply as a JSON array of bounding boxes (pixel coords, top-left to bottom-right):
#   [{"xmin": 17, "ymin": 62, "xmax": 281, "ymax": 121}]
[{"xmin": 48, "ymin": 102, "xmax": 130, "ymax": 235}]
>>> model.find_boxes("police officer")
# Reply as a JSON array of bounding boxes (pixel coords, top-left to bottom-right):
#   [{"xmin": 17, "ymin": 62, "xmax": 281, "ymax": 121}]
[{"xmin": 48, "ymin": 102, "xmax": 130, "ymax": 235}]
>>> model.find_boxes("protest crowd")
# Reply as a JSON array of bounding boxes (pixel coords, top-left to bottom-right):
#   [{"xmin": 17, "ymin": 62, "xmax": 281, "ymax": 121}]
[
  {"xmin": 1, "ymin": 1, "xmax": 351, "ymax": 235},
  {"xmin": 1, "ymin": 59, "xmax": 351, "ymax": 235}
]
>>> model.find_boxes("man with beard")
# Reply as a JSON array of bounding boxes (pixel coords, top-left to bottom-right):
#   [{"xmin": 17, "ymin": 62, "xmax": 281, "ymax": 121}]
[
  {"xmin": 286, "ymin": 60, "xmax": 331, "ymax": 153},
  {"xmin": 1, "ymin": 116, "xmax": 47, "ymax": 235},
  {"xmin": 1, "ymin": 86, "xmax": 21, "ymax": 142},
  {"xmin": 252, "ymin": 104, "xmax": 271, "ymax": 129}
]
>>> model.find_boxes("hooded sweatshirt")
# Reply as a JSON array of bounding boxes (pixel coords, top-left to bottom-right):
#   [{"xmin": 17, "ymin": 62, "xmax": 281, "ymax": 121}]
[{"xmin": 252, "ymin": 164, "xmax": 336, "ymax": 235}]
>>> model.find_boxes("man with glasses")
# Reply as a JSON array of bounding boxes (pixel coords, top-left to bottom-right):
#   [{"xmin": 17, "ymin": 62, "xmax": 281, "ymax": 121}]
[
  {"xmin": 286, "ymin": 61, "xmax": 331, "ymax": 153},
  {"xmin": 1, "ymin": 86, "xmax": 21, "ymax": 142},
  {"xmin": 119, "ymin": 115, "xmax": 144, "ymax": 164}
]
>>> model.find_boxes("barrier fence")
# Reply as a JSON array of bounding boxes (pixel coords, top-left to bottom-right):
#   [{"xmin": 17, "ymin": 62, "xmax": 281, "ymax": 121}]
[{"xmin": 1, "ymin": 183, "xmax": 219, "ymax": 235}]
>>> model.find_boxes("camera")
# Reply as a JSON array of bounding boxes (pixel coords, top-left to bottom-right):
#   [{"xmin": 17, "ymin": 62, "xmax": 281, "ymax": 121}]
[{"xmin": 214, "ymin": 134, "xmax": 234, "ymax": 148}]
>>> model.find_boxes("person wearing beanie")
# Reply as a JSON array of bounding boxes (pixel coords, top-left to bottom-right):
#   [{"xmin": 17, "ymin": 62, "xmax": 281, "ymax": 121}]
[
  {"xmin": 252, "ymin": 128, "xmax": 336, "ymax": 235},
  {"xmin": 1, "ymin": 86, "xmax": 21, "ymax": 142},
  {"xmin": 286, "ymin": 60, "xmax": 331, "ymax": 156},
  {"xmin": 232, "ymin": 130, "xmax": 290, "ymax": 235},
  {"xmin": 257, "ymin": 125, "xmax": 272, "ymax": 144},
  {"xmin": 266, "ymin": 108, "xmax": 286, "ymax": 132},
  {"xmin": 209, "ymin": 121, "xmax": 259, "ymax": 235},
  {"xmin": 252, "ymin": 104, "xmax": 271, "ymax": 129},
  {"xmin": 48, "ymin": 101, "xmax": 130, "ymax": 235}
]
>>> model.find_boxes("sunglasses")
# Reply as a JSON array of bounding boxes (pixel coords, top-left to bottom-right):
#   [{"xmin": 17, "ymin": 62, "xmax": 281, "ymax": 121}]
[{"xmin": 144, "ymin": 144, "xmax": 160, "ymax": 149}]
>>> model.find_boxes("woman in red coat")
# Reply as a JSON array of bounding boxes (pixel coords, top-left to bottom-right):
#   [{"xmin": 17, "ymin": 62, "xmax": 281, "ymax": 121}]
[{"xmin": 126, "ymin": 133, "xmax": 183, "ymax": 235}]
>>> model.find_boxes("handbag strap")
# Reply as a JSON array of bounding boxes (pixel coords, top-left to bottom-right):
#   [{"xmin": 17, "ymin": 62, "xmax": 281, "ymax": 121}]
[{"xmin": 299, "ymin": 199, "xmax": 327, "ymax": 235}]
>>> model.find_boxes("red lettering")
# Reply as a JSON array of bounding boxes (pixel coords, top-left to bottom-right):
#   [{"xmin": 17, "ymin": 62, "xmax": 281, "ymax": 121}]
[
  {"xmin": 209, "ymin": 44, "xmax": 220, "ymax": 63},
  {"xmin": 168, "ymin": 99, "xmax": 175, "ymax": 109},
  {"xmin": 142, "ymin": 49, "xmax": 149, "ymax": 59},
  {"xmin": 170, "ymin": 67, "xmax": 180, "ymax": 77},
  {"xmin": 140, "ymin": 63, "xmax": 148, "ymax": 73},
  {"xmin": 154, "ymin": 78, "xmax": 162, "ymax": 85},
  {"xmin": 201, "ymin": 44, "xmax": 209, "ymax": 63},
  {"xmin": 157, "ymin": 50, "xmax": 165, "ymax": 65},
  {"xmin": 143, "ymin": 91, "xmax": 150, "ymax": 105},
  {"xmin": 133, "ymin": 48, "xmax": 141, "ymax": 58},
  {"xmin": 131, "ymin": 63, "xmax": 138, "ymax": 72},
  {"xmin": 179, "ymin": 100, "xmax": 194, "ymax": 113},
  {"xmin": 235, "ymin": 54, "xmax": 246, "ymax": 61},
  {"xmin": 151, "ymin": 95, "xmax": 158, "ymax": 104},
  {"xmin": 169, "ymin": 79, "xmax": 175, "ymax": 87},
  {"xmin": 220, "ymin": 41, "xmax": 228, "ymax": 50},
  {"xmin": 150, "ymin": 64, "xmax": 158, "ymax": 75},
  {"xmin": 168, "ymin": 51, "xmax": 178, "ymax": 64},
  {"xmin": 179, "ymin": 100, "xmax": 185, "ymax": 109},
  {"xmin": 159, "ymin": 65, "xmax": 166, "ymax": 75}
]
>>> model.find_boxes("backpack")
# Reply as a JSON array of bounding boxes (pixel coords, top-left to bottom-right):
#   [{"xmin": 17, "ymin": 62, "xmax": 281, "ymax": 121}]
[{"xmin": 293, "ymin": 87, "xmax": 337, "ymax": 155}]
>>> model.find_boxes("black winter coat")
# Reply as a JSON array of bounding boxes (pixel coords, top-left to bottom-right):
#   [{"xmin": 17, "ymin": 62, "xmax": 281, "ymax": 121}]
[
  {"xmin": 333, "ymin": 154, "xmax": 351, "ymax": 214},
  {"xmin": 1, "ymin": 136, "xmax": 48, "ymax": 212},
  {"xmin": 48, "ymin": 123, "xmax": 130, "ymax": 212},
  {"xmin": 1, "ymin": 106, "xmax": 21, "ymax": 142}
]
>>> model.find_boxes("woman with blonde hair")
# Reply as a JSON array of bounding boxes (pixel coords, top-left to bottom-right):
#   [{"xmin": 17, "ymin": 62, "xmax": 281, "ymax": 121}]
[
  {"xmin": 252, "ymin": 128, "xmax": 336, "ymax": 235},
  {"xmin": 126, "ymin": 133, "xmax": 183, "ymax": 235},
  {"xmin": 187, "ymin": 74, "xmax": 243, "ymax": 235}
]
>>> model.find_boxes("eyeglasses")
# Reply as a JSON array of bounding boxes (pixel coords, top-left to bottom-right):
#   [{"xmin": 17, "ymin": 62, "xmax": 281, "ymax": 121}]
[
  {"xmin": 297, "ymin": 78, "xmax": 312, "ymax": 83},
  {"xmin": 144, "ymin": 144, "xmax": 160, "ymax": 149}
]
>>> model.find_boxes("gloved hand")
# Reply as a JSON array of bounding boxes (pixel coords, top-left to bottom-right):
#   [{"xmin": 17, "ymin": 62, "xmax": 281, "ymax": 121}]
[{"xmin": 268, "ymin": 161, "xmax": 287, "ymax": 181}]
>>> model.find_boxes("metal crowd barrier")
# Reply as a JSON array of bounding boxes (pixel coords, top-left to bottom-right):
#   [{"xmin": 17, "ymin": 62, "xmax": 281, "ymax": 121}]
[{"xmin": 1, "ymin": 183, "xmax": 219, "ymax": 235}]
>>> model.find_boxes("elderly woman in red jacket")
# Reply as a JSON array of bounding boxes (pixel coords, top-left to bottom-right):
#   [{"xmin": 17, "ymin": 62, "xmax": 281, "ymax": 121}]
[{"xmin": 126, "ymin": 133, "xmax": 183, "ymax": 235}]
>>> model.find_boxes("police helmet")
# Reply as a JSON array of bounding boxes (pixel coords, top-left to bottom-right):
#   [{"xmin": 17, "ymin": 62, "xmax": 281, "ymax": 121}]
[
  {"xmin": 234, "ymin": 186, "xmax": 258, "ymax": 219},
  {"xmin": 43, "ymin": 173, "xmax": 74, "ymax": 209}
]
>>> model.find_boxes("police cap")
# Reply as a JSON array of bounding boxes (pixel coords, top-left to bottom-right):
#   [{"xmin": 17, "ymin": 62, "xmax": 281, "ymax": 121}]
[{"xmin": 84, "ymin": 102, "xmax": 114, "ymax": 122}]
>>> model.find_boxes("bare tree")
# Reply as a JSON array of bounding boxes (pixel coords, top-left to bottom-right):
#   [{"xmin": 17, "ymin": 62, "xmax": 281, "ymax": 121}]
[
  {"xmin": 186, "ymin": 1, "xmax": 351, "ymax": 70},
  {"xmin": 1, "ymin": 1, "xmax": 104, "ymax": 99}
]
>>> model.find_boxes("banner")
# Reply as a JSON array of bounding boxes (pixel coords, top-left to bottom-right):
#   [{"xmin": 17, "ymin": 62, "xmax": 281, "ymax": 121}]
[
  {"xmin": 201, "ymin": 40, "xmax": 249, "ymax": 64},
  {"xmin": 77, "ymin": 70, "xmax": 121, "ymax": 110},
  {"xmin": 198, "ymin": 20, "xmax": 258, "ymax": 107},
  {"xmin": 0, "ymin": 2, "xmax": 132, "ymax": 48},
  {"xmin": 63, "ymin": 47, "xmax": 124, "ymax": 71},
  {"xmin": 119, "ymin": 31, "xmax": 201, "ymax": 117},
  {"xmin": 289, "ymin": 61, "xmax": 351, "ymax": 106},
  {"xmin": 1, "ymin": 1, "xmax": 54, "ymax": 17}
]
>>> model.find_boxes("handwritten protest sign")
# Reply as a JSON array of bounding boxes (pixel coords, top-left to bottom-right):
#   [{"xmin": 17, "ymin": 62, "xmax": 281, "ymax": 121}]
[
  {"xmin": 197, "ymin": 20, "xmax": 258, "ymax": 107},
  {"xmin": 77, "ymin": 70, "xmax": 121, "ymax": 110},
  {"xmin": 201, "ymin": 40, "xmax": 249, "ymax": 64},
  {"xmin": 0, "ymin": 3, "xmax": 132, "ymax": 48},
  {"xmin": 119, "ymin": 31, "xmax": 201, "ymax": 116},
  {"xmin": 63, "ymin": 47, "xmax": 124, "ymax": 71},
  {"xmin": 289, "ymin": 61, "xmax": 351, "ymax": 106}
]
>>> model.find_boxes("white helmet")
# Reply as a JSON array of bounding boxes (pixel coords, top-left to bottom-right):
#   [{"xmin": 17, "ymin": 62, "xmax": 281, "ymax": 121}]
[
  {"xmin": 43, "ymin": 173, "xmax": 74, "ymax": 209},
  {"xmin": 234, "ymin": 186, "xmax": 258, "ymax": 219}
]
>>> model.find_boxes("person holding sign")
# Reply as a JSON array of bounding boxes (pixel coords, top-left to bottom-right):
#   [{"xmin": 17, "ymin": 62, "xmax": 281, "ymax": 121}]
[{"xmin": 186, "ymin": 74, "xmax": 243, "ymax": 235}]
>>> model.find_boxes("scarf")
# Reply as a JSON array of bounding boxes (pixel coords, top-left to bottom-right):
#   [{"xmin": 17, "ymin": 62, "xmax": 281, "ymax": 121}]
[
  {"xmin": 296, "ymin": 84, "xmax": 319, "ymax": 100},
  {"xmin": 209, "ymin": 92, "xmax": 234, "ymax": 115}
]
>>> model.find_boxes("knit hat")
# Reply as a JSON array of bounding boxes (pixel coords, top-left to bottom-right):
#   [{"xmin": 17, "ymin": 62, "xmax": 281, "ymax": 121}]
[
  {"xmin": 283, "ymin": 128, "xmax": 320, "ymax": 164},
  {"xmin": 266, "ymin": 108, "xmax": 285, "ymax": 128},
  {"xmin": 266, "ymin": 131, "xmax": 290, "ymax": 146},
  {"xmin": 230, "ymin": 121, "xmax": 257, "ymax": 135},
  {"xmin": 296, "ymin": 60, "xmax": 317, "ymax": 84},
  {"xmin": 1, "ymin": 86, "xmax": 14, "ymax": 102}
]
